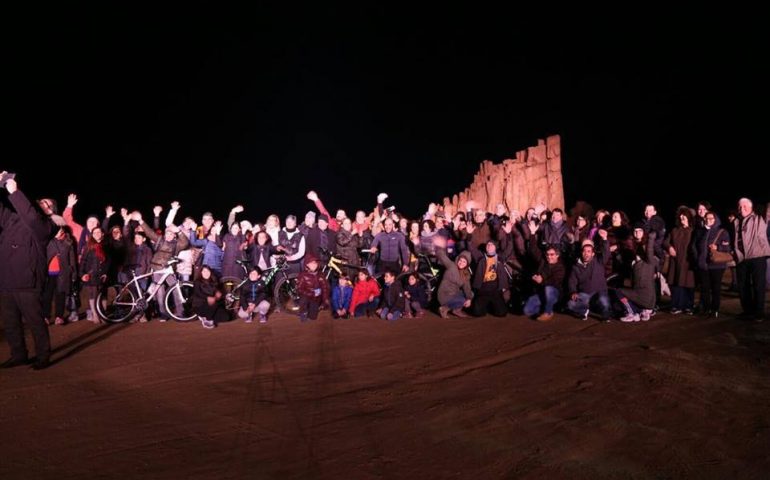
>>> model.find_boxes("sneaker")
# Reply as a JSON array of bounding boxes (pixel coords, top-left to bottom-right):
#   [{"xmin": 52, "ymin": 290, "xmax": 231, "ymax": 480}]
[
  {"xmin": 200, "ymin": 317, "xmax": 215, "ymax": 329},
  {"xmin": 85, "ymin": 310, "xmax": 94, "ymax": 322},
  {"xmin": 670, "ymin": 308, "xmax": 682, "ymax": 315},
  {"xmin": 581, "ymin": 309, "xmax": 590, "ymax": 321},
  {"xmin": 536, "ymin": 312, "xmax": 554, "ymax": 322},
  {"xmin": 640, "ymin": 309, "xmax": 652, "ymax": 321},
  {"xmin": 620, "ymin": 312, "xmax": 640, "ymax": 323},
  {"xmin": 438, "ymin": 306, "xmax": 450, "ymax": 318},
  {"xmin": 299, "ymin": 313, "xmax": 308, "ymax": 322},
  {"xmin": 244, "ymin": 315, "xmax": 253, "ymax": 324},
  {"xmin": 259, "ymin": 314, "xmax": 267, "ymax": 324},
  {"xmin": 54, "ymin": 317, "xmax": 66, "ymax": 326},
  {"xmin": 451, "ymin": 308, "xmax": 469, "ymax": 318},
  {"xmin": 684, "ymin": 309, "xmax": 694, "ymax": 315},
  {"xmin": 68, "ymin": 312, "xmax": 80, "ymax": 322},
  {"xmin": 377, "ymin": 193, "xmax": 388, "ymax": 204}
]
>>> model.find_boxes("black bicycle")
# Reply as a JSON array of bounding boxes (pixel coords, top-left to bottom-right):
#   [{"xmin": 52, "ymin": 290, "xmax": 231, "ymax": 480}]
[{"xmin": 222, "ymin": 256, "xmax": 301, "ymax": 314}]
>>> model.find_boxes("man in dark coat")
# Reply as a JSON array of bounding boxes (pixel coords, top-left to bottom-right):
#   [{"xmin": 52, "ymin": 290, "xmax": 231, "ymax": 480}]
[{"xmin": 0, "ymin": 172, "xmax": 56, "ymax": 370}]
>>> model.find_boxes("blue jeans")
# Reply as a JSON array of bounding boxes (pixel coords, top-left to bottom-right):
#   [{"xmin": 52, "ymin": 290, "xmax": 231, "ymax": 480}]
[
  {"xmin": 523, "ymin": 286, "xmax": 560, "ymax": 316},
  {"xmin": 443, "ymin": 293, "xmax": 467, "ymax": 310},
  {"xmin": 379, "ymin": 307, "xmax": 402, "ymax": 321},
  {"xmin": 353, "ymin": 299, "xmax": 379, "ymax": 317},
  {"xmin": 567, "ymin": 292, "xmax": 611, "ymax": 319}
]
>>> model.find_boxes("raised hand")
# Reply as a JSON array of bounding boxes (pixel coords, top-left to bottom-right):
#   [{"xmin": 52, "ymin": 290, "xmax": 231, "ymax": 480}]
[
  {"xmin": 4, "ymin": 175, "xmax": 17, "ymax": 194},
  {"xmin": 67, "ymin": 194, "xmax": 78, "ymax": 208},
  {"xmin": 598, "ymin": 229, "xmax": 608, "ymax": 241},
  {"xmin": 231, "ymin": 204, "xmax": 244, "ymax": 213},
  {"xmin": 170, "ymin": 201, "xmax": 181, "ymax": 210},
  {"xmin": 307, "ymin": 191, "xmax": 319, "ymax": 202},
  {"xmin": 105, "ymin": 205, "xmax": 115, "ymax": 217},
  {"xmin": 432, "ymin": 235, "xmax": 448, "ymax": 249},
  {"xmin": 153, "ymin": 206, "xmax": 163, "ymax": 217}
]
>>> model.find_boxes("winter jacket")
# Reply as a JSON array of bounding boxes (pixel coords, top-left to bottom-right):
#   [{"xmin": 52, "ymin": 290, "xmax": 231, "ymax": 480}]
[
  {"xmin": 350, "ymin": 279, "xmax": 380, "ymax": 314},
  {"xmin": 436, "ymin": 248, "xmax": 474, "ymax": 305},
  {"xmin": 380, "ymin": 280, "xmax": 406, "ymax": 311},
  {"xmin": 331, "ymin": 285, "xmax": 353, "ymax": 311},
  {"xmin": 0, "ymin": 190, "xmax": 55, "ymax": 291},
  {"xmin": 239, "ymin": 279, "xmax": 268, "ymax": 305},
  {"xmin": 733, "ymin": 213, "xmax": 770, "ymax": 262}
]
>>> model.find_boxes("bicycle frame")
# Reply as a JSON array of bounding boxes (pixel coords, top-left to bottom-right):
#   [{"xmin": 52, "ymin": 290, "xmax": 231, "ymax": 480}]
[{"xmin": 121, "ymin": 265, "xmax": 176, "ymax": 307}]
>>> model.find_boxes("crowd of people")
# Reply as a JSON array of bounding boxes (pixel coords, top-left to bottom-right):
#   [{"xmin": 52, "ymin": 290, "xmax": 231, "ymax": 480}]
[{"xmin": 1, "ymin": 171, "xmax": 769, "ymax": 371}]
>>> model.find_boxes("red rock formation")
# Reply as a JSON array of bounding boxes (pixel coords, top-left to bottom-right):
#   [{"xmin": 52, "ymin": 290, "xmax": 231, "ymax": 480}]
[{"xmin": 445, "ymin": 135, "xmax": 564, "ymax": 216}]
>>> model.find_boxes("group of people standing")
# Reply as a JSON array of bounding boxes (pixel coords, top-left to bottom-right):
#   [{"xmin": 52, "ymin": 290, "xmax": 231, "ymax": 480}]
[{"xmin": 2, "ymin": 171, "xmax": 769, "ymax": 371}]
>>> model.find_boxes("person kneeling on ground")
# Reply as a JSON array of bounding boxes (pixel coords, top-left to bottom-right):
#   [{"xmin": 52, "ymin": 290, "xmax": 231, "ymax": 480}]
[
  {"xmin": 331, "ymin": 275, "xmax": 353, "ymax": 319},
  {"xmin": 237, "ymin": 266, "xmax": 270, "ymax": 324},
  {"xmin": 296, "ymin": 254, "xmax": 329, "ymax": 321},
  {"xmin": 193, "ymin": 265, "xmax": 222, "ymax": 329},
  {"xmin": 349, "ymin": 270, "xmax": 380, "ymax": 317},
  {"xmin": 522, "ymin": 243, "xmax": 565, "ymax": 322},
  {"xmin": 376, "ymin": 270, "xmax": 405, "ymax": 321},
  {"xmin": 433, "ymin": 236, "xmax": 473, "ymax": 318}
]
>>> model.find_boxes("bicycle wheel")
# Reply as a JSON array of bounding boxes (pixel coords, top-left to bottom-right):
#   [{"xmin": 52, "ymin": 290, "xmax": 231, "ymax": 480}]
[
  {"xmin": 273, "ymin": 274, "xmax": 300, "ymax": 314},
  {"xmin": 221, "ymin": 277, "xmax": 242, "ymax": 311},
  {"xmin": 96, "ymin": 284, "xmax": 137, "ymax": 323},
  {"xmin": 165, "ymin": 281, "xmax": 197, "ymax": 321}
]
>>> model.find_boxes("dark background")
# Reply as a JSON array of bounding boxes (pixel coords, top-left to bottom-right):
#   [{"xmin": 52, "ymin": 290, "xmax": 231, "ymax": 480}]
[{"xmin": 6, "ymin": 5, "xmax": 769, "ymax": 225}]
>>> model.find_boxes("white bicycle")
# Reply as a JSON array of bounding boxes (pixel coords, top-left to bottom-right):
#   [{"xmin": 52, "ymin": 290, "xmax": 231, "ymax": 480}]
[{"xmin": 96, "ymin": 258, "xmax": 196, "ymax": 323}]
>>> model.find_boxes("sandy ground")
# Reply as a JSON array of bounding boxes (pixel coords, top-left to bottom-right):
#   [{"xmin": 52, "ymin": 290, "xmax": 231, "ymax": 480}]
[{"xmin": 1, "ymin": 293, "xmax": 769, "ymax": 480}]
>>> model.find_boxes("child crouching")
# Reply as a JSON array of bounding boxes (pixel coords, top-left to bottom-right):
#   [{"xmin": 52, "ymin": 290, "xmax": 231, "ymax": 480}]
[{"xmin": 237, "ymin": 266, "xmax": 271, "ymax": 323}]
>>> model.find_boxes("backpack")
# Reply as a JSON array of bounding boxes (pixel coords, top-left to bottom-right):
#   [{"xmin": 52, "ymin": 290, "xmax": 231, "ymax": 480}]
[{"xmin": 48, "ymin": 254, "xmax": 61, "ymax": 276}]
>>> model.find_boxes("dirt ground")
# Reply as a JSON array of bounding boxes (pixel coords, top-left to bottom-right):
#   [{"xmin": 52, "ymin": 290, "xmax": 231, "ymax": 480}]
[{"xmin": 1, "ymin": 293, "xmax": 769, "ymax": 480}]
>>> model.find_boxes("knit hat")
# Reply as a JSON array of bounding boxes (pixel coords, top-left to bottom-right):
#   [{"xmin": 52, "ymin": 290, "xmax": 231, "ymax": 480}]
[{"xmin": 317, "ymin": 214, "xmax": 329, "ymax": 223}]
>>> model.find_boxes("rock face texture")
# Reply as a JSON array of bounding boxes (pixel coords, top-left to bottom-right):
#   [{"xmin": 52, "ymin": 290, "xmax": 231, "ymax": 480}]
[{"xmin": 445, "ymin": 135, "xmax": 564, "ymax": 214}]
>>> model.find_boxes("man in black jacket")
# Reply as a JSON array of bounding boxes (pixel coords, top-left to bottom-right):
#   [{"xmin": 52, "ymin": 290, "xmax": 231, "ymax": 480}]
[{"xmin": 0, "ymin": 172, "xmax": 55, "ymax": 370}]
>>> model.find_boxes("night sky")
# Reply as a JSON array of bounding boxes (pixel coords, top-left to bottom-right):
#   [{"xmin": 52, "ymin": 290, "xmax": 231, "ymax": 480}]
[{"xmin": 7, "ymin": 5, "xmax": 769, "ymax": 225}]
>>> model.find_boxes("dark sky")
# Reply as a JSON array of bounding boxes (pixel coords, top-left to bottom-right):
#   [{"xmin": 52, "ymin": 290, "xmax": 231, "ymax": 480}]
[{"xmin": 7, "ymin": 5, "xmax": 769, "ymax": 225}]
